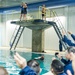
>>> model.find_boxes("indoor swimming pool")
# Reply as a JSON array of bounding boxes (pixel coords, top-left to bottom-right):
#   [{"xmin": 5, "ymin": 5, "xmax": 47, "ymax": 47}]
[{"xmin": 0, "ymin": 50, "xmax": 53, "ymax": 75}]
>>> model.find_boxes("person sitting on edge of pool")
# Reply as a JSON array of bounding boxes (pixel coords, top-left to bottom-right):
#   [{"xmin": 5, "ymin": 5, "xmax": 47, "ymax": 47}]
[
  {"xmin": 0, "ymin": 66, "xmax": 8, "ymax": 75},
  {"xmin": 14, "ymin": 52, "xmax": 41, "ymax": 75},
  {"xmin": 55, "ymin": 52, "xmax": 70, "ymax": 65}
]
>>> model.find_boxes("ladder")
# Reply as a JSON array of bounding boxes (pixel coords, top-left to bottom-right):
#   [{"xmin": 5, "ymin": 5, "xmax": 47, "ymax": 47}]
[
  {"xmin": 52, "ymin": 22, "xmax": 68, "ymax": 50},
  {"xmin": 39, "ymin": 6, "xmax": 68, "ymax": 50},
  {"xmin": 9, "ymin": 26, "xmax": 25, "ymax": 50},
  {"xmin": 50, "ymin": 10, "xmax": 68, "ymax": 50}
]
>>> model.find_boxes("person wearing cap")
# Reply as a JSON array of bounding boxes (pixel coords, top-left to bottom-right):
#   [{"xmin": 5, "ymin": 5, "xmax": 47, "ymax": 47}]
[
  {"xmin": 51, "ymin": 59, "xmax": 67, "ymax": 75},
  {"xmin": 14, "ymin": 53, "xmax": 40, "ymax": 75}
]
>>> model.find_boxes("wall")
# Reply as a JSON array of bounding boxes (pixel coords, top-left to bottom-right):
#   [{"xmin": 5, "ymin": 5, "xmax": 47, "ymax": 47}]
[{"xmin": 0, "ymin": 5, "xmax": 75, "ymax": 50}]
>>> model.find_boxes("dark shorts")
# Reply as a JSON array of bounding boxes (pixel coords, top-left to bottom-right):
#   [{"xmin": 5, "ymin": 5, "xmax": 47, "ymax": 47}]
[
  {"xmin": 24, "ymin": 11, "xmax": 27, "ymax": 14},
  {"xmin": 42, "ymin": 14, "xmax": 46, "ymax": 17},
  {"xmin": 21, "ymin": 10, "xmax": 27, "ymax": 14}
]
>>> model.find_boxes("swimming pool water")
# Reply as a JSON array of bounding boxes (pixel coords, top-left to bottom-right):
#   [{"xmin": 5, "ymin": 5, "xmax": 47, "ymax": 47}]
[{"xmin": 0, "ymin": 50, "xmax": 53, "ymax": 75}]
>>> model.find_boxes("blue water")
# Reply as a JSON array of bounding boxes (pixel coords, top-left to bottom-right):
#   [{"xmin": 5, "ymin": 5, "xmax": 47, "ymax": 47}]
[{"xmin": 0, "ymin": 50, "xmax": 53, "ymax": 75}]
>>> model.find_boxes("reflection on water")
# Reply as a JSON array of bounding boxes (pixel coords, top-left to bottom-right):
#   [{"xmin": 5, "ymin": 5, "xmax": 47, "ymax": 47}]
[
  {"xmin": 0, "ymin": 50, "xmax": 53, "ymax": 75},
  {"xmin": 0, "ymin": 50, "xmax": 20, "ymax": 75}
]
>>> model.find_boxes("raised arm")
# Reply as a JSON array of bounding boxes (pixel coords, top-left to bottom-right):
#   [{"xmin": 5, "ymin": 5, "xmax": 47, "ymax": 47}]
[
  {"xmin": 68, "ymin": 31, "xmax": 75, "ymax": 41},
  {"xmin": 14, "ymin": 53, "xmax": 36, "ymax": 75},
  {"xmin": 62, "ymin": 31, "xmax": 75, "ymax": 46}
]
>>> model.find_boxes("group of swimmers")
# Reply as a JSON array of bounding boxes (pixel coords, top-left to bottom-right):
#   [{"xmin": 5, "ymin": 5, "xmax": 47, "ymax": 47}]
[{"xmin": 20, "ymin": 2, "xmax": 46, "ymax": 21}]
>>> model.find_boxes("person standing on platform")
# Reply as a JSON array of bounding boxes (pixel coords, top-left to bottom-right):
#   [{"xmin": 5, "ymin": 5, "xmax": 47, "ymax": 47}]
[
  {"xmin": 42, "ymin": 4, "xmax": 46, "ymax": 20},
  {"xmin": 20, "ymin": 2, "xmax": 27, "ymax": 21}
]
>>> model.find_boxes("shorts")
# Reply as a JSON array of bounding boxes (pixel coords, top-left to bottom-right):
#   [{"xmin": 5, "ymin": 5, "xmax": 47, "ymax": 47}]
[
  {"xmin": 21, "ymin": 10, "xmax": 27, "ymax": 14},
  {"xmin": 42, "ymin": 14, "xmax": 46, "ymax": 17},
  {"xmin": 23, "ymin": 11, "xmax": 27, "ymax": 14}
]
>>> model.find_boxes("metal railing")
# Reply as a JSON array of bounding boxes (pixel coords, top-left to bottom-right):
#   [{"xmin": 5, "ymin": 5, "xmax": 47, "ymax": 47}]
[
  {"xmin": 39, "ymin": 6, "xmax": 67, "ymax": 34},
  {"xmin": 39, "ymin": 6, "xmax": 55, "ymax": 19},
  {"xmin": 9, "ymin": 26, "xmax": 19, "ymax": 47},
  {"xmin": 39, "ymin": 6, "xmax": 68, "ymax": 50}
]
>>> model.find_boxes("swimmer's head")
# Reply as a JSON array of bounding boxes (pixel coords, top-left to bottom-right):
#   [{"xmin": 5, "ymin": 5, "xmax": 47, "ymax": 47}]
[
  {"xmin": 27, "ymin": 60, "xmax": 40, "ymax": 75},
  {"xmin": 40, "ymin": 56, "xmax": 44, "ymax": 60},
  {"xmin": 51, "ymin": 59, "xmax": 64, "ymax": 75}
]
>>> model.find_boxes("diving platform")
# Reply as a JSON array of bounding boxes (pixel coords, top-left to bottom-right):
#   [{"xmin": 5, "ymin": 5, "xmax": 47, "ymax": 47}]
[
  {"xmin": 10, "ymin": 19, "xmax": 68, "ymax": 52},
  {"xmin": 11, "ymin": 19, "xmax": 53, "ymax": 30},
  {"xmin": 11, "ymin": 19, "xmax": 53, "ymax": 52}
]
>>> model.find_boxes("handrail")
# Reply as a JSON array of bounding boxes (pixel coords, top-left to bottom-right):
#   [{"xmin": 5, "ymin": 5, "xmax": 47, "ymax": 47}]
[
  {"xmin": 39, "ymin": 6, "xmax": 56, "ymax": 19},
  {"xmin": 27, "ymin": 14, "xmax": 33, "ymax": 20},
  {"xmin": 9, "ymin": 13, "xmax": 33, "ymax": 47},
  {"xmin": 39, "ymin": 6, "xmax": 42, "ymax": 19},
  {"xmin": 39, "ymin": 6, "xmax": 67, "ymax": 37},
  {"xmin": 51, "ymin": 10, "xmax": 67, "ymax": 34},
  {"xmin": 9, "ymin": 26, "xmax": 19, "ymax": 46}
]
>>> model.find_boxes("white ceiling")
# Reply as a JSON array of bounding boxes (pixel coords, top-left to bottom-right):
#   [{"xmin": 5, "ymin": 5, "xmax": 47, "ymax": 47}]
[{"xmin": 0, "ymin": 0, "xmax": 46, "ymax": 7}]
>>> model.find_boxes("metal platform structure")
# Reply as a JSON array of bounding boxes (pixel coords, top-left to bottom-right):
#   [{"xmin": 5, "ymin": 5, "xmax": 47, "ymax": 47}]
[
  {"xmin": 11, "ymin": 19, "xmax": 52, "ymax": 30},
  {"xmin": 10, "ymin": 19, "xmax": 68, "ymax": 52}
]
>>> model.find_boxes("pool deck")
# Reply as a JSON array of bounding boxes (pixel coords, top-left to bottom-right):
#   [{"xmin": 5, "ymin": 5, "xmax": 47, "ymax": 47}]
[{"xmin": 0, "ymin": 46, "xmax": 65, "ymax": 56}]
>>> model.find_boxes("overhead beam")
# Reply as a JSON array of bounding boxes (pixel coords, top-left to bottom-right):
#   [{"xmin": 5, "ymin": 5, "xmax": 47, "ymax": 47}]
[{"xmin": 0, "ymin": 0, "xmax": 75, "ymax": 13}]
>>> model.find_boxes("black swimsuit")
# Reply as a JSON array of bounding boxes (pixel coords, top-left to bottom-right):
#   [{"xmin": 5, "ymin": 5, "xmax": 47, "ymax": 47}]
[{"xmin": 21, "ymin": 6, "xmax": 27, "ymax": 14}]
